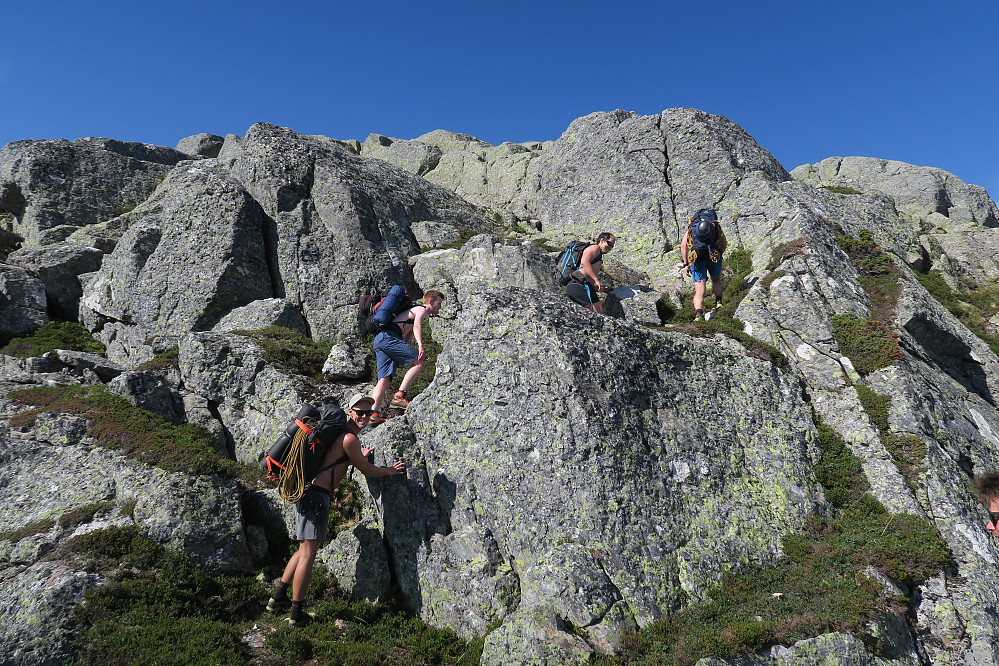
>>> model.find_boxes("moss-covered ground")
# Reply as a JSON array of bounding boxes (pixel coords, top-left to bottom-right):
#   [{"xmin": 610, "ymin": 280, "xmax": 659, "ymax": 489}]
[
  {"xmin": 7, "ymin": 384, "xmax": 254, "ymax": 480},
  {"xmin": 0, "ymin": 320, "xmax": 105, "ymax": 358},
  {"xmin": 231, "ymin": 325, "xmax": 333, "ymax": 380},
  {"xmin": 656, "ymin": 246, "xmax": 786, "ymax": 365},
  {"xmin": 596, "ymin": 418, "xmax": 951, "ymax": 665},
  {"xmin": 62, "ymin": 525, "xmax": 482, "ymax": 666},
  {"xmin": 914, "ymin": 270, "xmax": 999, "ymax": 356}
]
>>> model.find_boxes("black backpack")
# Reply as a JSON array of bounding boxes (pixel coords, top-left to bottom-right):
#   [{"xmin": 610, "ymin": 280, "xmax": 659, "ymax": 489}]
[
  {"xmin": 362, "ymin": 285, "xmax": 413, "ymax": 335},
  {"xmin": 554, "ymin": 241, "xmax": 589, "ymax": 286},
  {"xmin": 260, "ymin": 400, "xmax": 349, "ymax": 502},
  {"xmin": 687, "ymin": 209, "xmax": 720, "ymax": 264}
]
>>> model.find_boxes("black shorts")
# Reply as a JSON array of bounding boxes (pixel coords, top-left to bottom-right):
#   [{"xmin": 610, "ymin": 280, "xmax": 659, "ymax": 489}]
[{"xmin": 566, "ymin": 280, "xmax": 597, "ymax": 306}]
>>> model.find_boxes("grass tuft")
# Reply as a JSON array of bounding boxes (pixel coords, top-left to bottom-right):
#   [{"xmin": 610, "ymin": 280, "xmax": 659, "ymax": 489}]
[
  {"xmin": 0, "ymin": 320, "xmax": 105, "ymax": 358},
  {"xmin": 597, "ymin": 415, "xmax": 951, "ymax": 665},
  {"xmin": 231, "ymin": 326, "xmax": 333, "ymax": 380},
  {"xmin": 7, "ymin": 384, "xmax": 249, "ymax": 479},
  {"xmin": 830, "ymin": 314, "xmax": 902, "ymax": 375}
]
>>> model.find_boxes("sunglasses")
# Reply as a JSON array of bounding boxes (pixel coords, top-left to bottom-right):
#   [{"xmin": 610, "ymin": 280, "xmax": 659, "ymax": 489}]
[
  {"xmin": 351, "ymin": 408, "xmax": 375, "ymax": 417},
  {"xmin": 989, "ymin": 512, "xmax": 999, "ymax": 527}
]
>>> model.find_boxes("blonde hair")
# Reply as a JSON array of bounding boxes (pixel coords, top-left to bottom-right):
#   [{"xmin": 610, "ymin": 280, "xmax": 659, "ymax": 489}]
[{"xmin": 423, "ymin": 290, "xmax": 444, "ymax": 305}]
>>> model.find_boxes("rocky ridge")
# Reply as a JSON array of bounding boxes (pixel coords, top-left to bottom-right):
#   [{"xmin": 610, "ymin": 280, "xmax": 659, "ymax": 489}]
[{"xmin": 1, "ymin": 111, "xmax": 999, "ymax": 665}]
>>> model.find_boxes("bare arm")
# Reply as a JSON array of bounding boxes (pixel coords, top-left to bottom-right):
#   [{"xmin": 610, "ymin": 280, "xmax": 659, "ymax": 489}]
[
  {"xmin": 716, "ymin": 228, "xmax": 728, "ymax": 254},
  {"xmin": 411, "ymin": 306, "xmax": 431, "ymax": 362},
  {"xmin": 343, "ymin": 433, "xmax": 404, "ymax": 478}
]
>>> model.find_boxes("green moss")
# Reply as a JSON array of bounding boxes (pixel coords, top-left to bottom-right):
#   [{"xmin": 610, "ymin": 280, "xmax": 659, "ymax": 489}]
[
  {"xmin": 766, "ymin": 238, "xmax": 808, "ymax": 271},
  {"xmin": 599, "ymin": 415, "xmax": 951, "ymax": 666},
  {"xmin": 758, "ymin": 270, "xmax": 789, "ymax": 292},
  {"xmin": 268, "ymin": 596, "xmax": 482, "ymax": 666},
  {"xmin": 57, "ymin": 501, "xmax": 113, "ymax": 530},
  {"xmin": 0, "ymin": 517, "xmax": 56, "ymax": 542},
  {"xmin": 134, "ymin": 345, "xmax": 180, "ymax": 372},
  {"xmin": 821, "ymin": 185, "xmax": 863, "ymax": 195},
  {"xmin": 231, "ymin": 325, "xmax": 333, "ymax": 380},
  {"xmin": 7, "ymin": 384, "xmax": 248, "ymax": 479},
  {"xmin": 854, "ymin": 385, "xmax": 927, "ymax": 491},
  {"xmin": 0, "ymin": 320, "xmax": 105, "ymax": 358},
  {"xmin": 835, "ymin": 230, "xmax": 902, "ymax": 323},
  {"xmin": 67, "ymin": 527, "xmax": 263, "ymax": 665},
  {"xmin": 830, "ymin": 313, "xmax": 902, "ymax": 375},
  {"xmin": 914, "ymin": 270, "xmax": 999, "ymax": 356}
]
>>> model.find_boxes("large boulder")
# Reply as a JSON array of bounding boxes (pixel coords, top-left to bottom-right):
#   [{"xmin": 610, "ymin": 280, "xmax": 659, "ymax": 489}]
[
  {"xmin": 0, "ymin": 263, "xmax": 47, "ymax": 344},
  {"xmin": 361, "ymin": 130, "xmax": 549, "ymax": 219},
  {"xmin": 791, "ymin": 156, "xmax": 999, "ymax": 232},
  {"xmin": 360, "ymin": 286, "xmax": 821, "ymax": 660},
  {"xmin": 79, "ymin": 160, "xmax": 274, "ymax": 364},
  {"xmin": 531, "ymin": 108, "xmax": 789, "ymax": 286},
  {"xmin": 175, "ymin": 133, "xmax": 225, "ymax": 158},
  {"xmin": 217, "ymin": 123, "xmax": 493, "ymax": 342},
  {"xmin": 0, "ymin": 137, "xmax": 186, "ymax": 246},
  {"xmin": 6, "ymin": 243, "xmax": 104, "ymax": 320}
]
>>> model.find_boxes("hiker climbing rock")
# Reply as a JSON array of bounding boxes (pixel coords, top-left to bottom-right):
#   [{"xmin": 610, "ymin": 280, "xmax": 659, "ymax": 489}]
[
  {"xmin": 973, "ymin": 472, "xmax": 999, "ymax": 538},
  {"xmin": 368, "ymin": 289, "xmax": 445, "ymax": 424},
  {"xmin": 564, "ymin": 232, "xmax": 616, "ymax": 314},
  {"xmin": 680, "ymin": 209, "xmax": 727, "ymax": 320},
  {"xmin": 268, "ymin": 393, "xmax": 405, "ymax": 627}
]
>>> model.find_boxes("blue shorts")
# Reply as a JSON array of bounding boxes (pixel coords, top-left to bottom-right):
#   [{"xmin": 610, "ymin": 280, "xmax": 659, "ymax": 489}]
[
  {"xmin": 373, "ymin": 330, "xmax": 418, "ymax": 380},
  {"xmin": 690, "ymin": 257, "xmax": 722, "ymax": 283}
]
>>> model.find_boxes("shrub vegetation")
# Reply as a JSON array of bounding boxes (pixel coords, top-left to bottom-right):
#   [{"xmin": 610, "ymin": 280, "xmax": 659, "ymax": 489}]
[
  {"xmin": 830, "ymin": 313, "xmax": 903, "ymax": 375},
  {"xmin": 914, "ymin": 270, "xmax": 999, "ymax": 356},
  {"xmin": 597, "ymin": 417, "xmax": 951, "ymax": 665},
  {"xmin": 0, "ymin": 320, "xmax": 105, "ymax": 358},
  {"xmin": 7, "ymin": 384, "xmax": 246, "ymax": 479},
  {"xmin": 231, "ymin": 325, "xmax": 333, "ymax": 379},
  {"xmin": 64, "ymin": 525, "xmax": 482, "ymax": 665}
]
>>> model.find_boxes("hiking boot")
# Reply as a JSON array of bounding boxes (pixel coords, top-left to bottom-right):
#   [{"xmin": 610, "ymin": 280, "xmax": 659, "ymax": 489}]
[
  {"xmin": 367, "ymin": 411, "xmax": 387, "ymax": 427},
  {"xmin": 389, "ymin": 390, "xmax": 409, "ymax": 410},
  {"xmin": 266, "ymin": 596, "xmax": 290, "ymax": 613},
  {"xmin": 695, "ymin": 310, "xmax": 705, "ymax": 321},
  {"xmin": 286, "ymin": 612, "xmax": 313, "ymax": 628}
]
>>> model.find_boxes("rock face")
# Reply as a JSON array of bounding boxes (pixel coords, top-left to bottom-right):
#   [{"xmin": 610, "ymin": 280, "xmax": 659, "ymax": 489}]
[
  {"xmin": 3, "ymin": 110, "xmax": 999, "ymax": 665},
  {"xmin": 361, "ymin": 130, "xmax": 549, "ymax": 219},
  {"xmin": 531, "ymin": 108, "xmax": 789, "ymax": 286},
  {"xmin": 79, "ymin": 161, "xmax": 274, "ymax": 364},
  {"xmin": 0, "ymin": 137, "xmax": 186, "ymax": 245},
  {"xmin": 0, "ymin": 264, "xmax": 47, "ymax": 344},
  {"xmin": 216, "ymin": 123, "xmax": 493, "ymax": 344},
  {"xmin": 6, "ymin": 242, "xmax": 103, "ymax": 320}
]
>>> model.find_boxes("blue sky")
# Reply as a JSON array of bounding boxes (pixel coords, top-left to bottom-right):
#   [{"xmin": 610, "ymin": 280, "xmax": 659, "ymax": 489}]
[{"xmin": 3, "ymin": 1, "xmax": 997, "ymax": 194}]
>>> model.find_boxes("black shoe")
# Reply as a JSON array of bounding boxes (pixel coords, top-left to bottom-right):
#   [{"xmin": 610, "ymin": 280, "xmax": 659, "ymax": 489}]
[
  {"xmin": 266, "ymin": 596, "xmax": 290, "ymax": 613},
  {"xmin": 286, "ymin": 611, "xmax": 313, "ymax": 628}
]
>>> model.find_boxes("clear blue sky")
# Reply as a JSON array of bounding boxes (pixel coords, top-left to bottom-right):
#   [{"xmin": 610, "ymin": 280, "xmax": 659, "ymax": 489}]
[{"xmin": 3, "ymin": 1, "xmax": 997, "ymax": 194}]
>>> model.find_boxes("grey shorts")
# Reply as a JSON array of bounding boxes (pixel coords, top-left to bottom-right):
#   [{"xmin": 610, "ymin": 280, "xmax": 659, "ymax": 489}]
[{"xmin": 295, "ymin": 486, "xmax": 331, "ymax": 542}]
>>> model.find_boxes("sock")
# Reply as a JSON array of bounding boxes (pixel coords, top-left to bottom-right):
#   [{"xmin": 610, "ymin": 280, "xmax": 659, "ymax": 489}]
[
  {"xmin": 696, "ymin": 309, "xmax": 704, "ymax": 317},
  {"xmin": 291, "ymin": 600, "xmax": 305, "ymax": 620},
  {"xmin": 272, "ymin": 580, "xmax": 289, "ymax": 601}
]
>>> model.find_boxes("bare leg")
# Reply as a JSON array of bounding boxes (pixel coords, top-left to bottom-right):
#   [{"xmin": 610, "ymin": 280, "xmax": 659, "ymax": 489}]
[
  {"xmin": 692, "ymin": 279, "xmax": 707, "ymax": 312},
  {"xmin": 291, "ymin": 540, "xmax": 319, "ymax": 602},
  {"xmin": 398, "ymin": 359, "xmax": 427, "ymax": 392},
  {"xmin": 280, "ymin": 548, "xmax": 301, "ymax": 585},
  {"xmin": 371, "ymin": 376, "xmax": 392, "ymax": 410},
  {"xmin": 712, "ymin": 277, "xmax": 724, "ymax": 300}
]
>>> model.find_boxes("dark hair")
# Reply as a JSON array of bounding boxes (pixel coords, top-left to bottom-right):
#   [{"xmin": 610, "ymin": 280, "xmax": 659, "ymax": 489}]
[
  {"xmin": 596, "ymin": 232, "xmax": 615, "ymax": 244},
  {"xmin": 973, "ymin": 471, "xmax": 999, "ymax": 505}
]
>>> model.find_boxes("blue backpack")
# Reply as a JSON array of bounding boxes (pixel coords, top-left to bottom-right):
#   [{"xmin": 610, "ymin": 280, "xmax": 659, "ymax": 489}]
[{"xmin": 363, "ymin": 285, "xmax": 413, "ymax": 334}]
